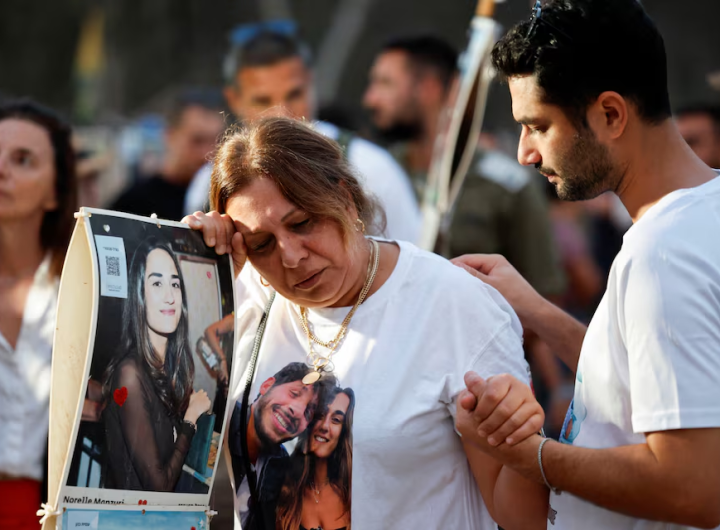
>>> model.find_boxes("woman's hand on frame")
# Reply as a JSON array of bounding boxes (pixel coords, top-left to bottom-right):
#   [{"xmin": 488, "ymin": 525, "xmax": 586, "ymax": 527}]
[{"xmin": 182, "ymin": 211, "xmax": 247, "ymax": 277}]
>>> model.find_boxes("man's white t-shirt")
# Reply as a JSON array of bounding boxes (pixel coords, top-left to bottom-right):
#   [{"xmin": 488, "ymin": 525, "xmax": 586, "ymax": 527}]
[
  {"xmin": 227, "ymin": 240, "xmax": 530, "ymax": 530},
  {"xmin": 552, "ymin": 175, "xmax": 720, "ymax": 529},
  {"xmin": 184, "ymin": 121, "xmax": 421, "ymax": 243}
]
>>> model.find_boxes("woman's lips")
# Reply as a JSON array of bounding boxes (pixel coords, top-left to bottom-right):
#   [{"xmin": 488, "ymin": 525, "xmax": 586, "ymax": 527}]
[
  {"xmin": 160, "ymin": 309, "xmax": 176, "ymax": 316},
  {"xmin": 295, "ymin": 269, "xmax": 324, "ymax": 290}
]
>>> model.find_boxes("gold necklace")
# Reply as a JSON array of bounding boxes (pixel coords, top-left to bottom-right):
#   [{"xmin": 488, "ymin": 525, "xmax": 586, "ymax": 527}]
[
  {"xmin": 310, "ymin": 479, "xmax": 330, "ymax": 504},
  {"xmin": 299, "ymin": 239, "xmax": 380, "ymax": 384}
]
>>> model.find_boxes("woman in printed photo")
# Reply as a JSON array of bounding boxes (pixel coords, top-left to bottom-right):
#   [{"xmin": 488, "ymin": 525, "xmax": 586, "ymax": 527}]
[
  {"xmin": 277, "ymin": 387, "xmax": 355, "ymax": 530},
  {"xmin": 102, "ymin": 236, "xmax": 211, "ymax": 491}
]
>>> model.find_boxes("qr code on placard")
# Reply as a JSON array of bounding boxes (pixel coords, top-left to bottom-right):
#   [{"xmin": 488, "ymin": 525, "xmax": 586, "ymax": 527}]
[{"xmin": 105, "ymin": 256, "xmax": 120, "ymax": 277}]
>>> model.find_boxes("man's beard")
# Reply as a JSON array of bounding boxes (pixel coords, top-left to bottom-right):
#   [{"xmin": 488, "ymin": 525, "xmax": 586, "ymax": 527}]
[
  {"xmin": 253, "ymin": 396, "xmax": 279, "ymax": 448},
  {"xmin": 373, "ymin": 119, "xmax": 423, "ymax": 144},
  {"xmin": 539, "ymin": 127, "xmax": 619, "ymax": 201}
]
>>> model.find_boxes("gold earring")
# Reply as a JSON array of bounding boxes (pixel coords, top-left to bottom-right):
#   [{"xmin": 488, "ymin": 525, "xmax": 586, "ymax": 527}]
[
  {"xmin": 355, "ymin": 218, "xmax": 366, "ymax": 234},
  {"xmin": 260, "ymin": 277, "xmax": 270, "ymax": 287}
]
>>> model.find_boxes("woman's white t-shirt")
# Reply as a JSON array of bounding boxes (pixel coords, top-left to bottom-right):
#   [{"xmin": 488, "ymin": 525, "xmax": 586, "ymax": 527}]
[
  {"xmin": 227, "ymin": 240, "xmax": 530, "ymax": 530},
  {"xmin": 552, "ymin": 175, "xmax": 720, "ymax": 529}
]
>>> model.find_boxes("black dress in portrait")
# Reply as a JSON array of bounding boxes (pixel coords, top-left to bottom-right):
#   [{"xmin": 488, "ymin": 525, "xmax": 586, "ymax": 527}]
[{"xmin": 102, "ymin": 357, "xmax": 195, "ymax": 491}]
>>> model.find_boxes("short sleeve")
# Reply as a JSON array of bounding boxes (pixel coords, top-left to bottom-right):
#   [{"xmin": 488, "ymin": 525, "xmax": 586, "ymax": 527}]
[
  {"xmin": 425, "ymin": 264, "xmax": 530, "ymax": 421},
  {"xmin": 620, "ymin": 241, "xmax": 720, "ymax": 433},
  {"xmin": 445, "ymin": 321, "xmax": 530, "ymax": 422}
]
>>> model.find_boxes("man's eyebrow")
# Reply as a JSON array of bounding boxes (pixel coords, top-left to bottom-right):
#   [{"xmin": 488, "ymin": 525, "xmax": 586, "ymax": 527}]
[{"xmin": 251, "ymin": 96, "xmax": 272, "ymax": 105}]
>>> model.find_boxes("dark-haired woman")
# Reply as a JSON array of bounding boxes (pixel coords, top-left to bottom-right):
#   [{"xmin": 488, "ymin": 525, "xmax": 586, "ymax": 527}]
[
  {"xmin": 277, "ymin": 387, "xmax": 354, "ymax": 530},
  {"xmin": 0, "ymin": 100, "xmax": 76, "ymax": 530},
  {"xmin": 102, "ymin": 237, "xmax": 211, "ymax": 491}
]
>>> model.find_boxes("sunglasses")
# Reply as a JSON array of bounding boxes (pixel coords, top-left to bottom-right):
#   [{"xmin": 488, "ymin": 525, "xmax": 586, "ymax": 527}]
[
  {"xmin": 526, "ymin": 0, "xmax": 573, "ymax": 41},
  {"xmin": 229, "ymin": 19, "xmax": 297, "ymax": 47}
]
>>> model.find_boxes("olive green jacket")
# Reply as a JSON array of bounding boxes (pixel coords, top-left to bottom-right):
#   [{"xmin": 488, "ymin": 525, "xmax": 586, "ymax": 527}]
[{"xmin": 391, "ymin": 144, "xmax": 565, "ymax": 297}]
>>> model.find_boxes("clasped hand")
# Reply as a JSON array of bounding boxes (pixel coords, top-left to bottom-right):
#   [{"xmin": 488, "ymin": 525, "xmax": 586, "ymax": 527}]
[{"xmin": 456, "ymin": 372, "xmax": 544, "ymax": 451}]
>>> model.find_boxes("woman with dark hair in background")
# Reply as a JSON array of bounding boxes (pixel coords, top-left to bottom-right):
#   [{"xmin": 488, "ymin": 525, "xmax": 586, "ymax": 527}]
[
  {"xmin": 277, "ymin": 387, "xmax": 355, "ymax": 530},
  {"xmin": 102, "ymin": 236, "xmax": 211, "ymax": 492},
  {"xmin": 0, "ymin": 100, "xmax": 77, "ymax": 530}
]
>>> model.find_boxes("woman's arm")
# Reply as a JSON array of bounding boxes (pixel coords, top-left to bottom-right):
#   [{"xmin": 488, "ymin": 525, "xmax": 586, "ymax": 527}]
[
  {"xmin": 114, "ymin": 362, "xmax": 195, "ymax": 492},
  {"xmin": 457, "ymin": 384, "xmax": 548, "ymax": 530},
  {"xmin": 462, "ymin": 439, "xmax": 548, "ymax": 530}
]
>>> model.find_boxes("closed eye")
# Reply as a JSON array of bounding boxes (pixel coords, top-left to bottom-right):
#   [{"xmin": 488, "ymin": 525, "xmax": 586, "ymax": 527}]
[{"xmin": 251, "ymin": 239, "xmax": 272, "ymax": 252}]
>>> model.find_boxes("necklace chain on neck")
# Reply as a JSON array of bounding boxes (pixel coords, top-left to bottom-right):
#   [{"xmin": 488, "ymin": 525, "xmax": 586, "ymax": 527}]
[{"xmin": 298, "ymin": 239, "xmax": 380, "ymax": 381}]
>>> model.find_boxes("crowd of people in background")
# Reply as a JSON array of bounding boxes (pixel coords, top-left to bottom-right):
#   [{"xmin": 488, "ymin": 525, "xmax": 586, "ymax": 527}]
[{"xmin": 2, "ymin": 0, "xmax": 720, "ymax": 528}]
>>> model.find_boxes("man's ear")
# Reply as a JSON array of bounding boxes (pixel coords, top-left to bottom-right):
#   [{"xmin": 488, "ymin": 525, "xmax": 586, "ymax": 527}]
[
  {"xmin": 259, "ymin": 377, "xmax": 276, "ymax": 396},
  {"xmin": 589, "ymin": 91, "xmax": 628, "ymax": 141},
  {"xmin": 416, "ymin": 75, "xmax": 445, "ymax": 107},
  {"xmin": 224, "ymin": 85, "xmax": 240, "ymax": 111}
]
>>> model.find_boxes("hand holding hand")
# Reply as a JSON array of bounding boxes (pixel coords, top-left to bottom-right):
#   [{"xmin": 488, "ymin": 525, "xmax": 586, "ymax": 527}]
[
  {"xmin": 451, "ymin": 254, "xmax": 546, "ymax": 326},
  {"xmin": 457, "ymin": 372, "xmax": 545, "ymax": 448},
  {"xmin": 185, "ymin": 389, "xmax": 212, "ymax": 424},
  {"xmin": 182, "ymin": 211, "xmax": 247, "ymax": 277}
]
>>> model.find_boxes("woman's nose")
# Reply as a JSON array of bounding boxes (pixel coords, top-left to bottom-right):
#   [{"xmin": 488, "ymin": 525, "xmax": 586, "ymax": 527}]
[
  {"xmin": 278, "ymin": 236, "xmax": 307, "ymax": 269},
  {"xmin": 163, "ymin": 285, "xmax": 176, "ymax": 304},
  {"xmin": 317, "ymin": 417, "xmax": 330, "ymax": 433}
]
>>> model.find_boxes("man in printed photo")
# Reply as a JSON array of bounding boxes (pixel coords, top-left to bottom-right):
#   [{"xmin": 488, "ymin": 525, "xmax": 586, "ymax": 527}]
[{"xmin": 228, "ymin": 362, "xmax": 336, "ymax": 530}]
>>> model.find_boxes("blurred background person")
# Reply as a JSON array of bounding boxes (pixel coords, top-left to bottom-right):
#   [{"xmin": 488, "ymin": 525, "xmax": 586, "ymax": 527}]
[
  {"xmin": 184, "ymin": 24, "xmax": 421, "ymax": 243},
  {"xmin": 0, "ymin": 100, "xmax": 77, "ymax": 530},
  {"xmin": 675, "ymin": 104, "xmax": 720, "ymax": 168},
  {"xmin": 364, "ymin": 35, "xmax": 564, "ymax": 298},
  {"xmin": 110, "ymin": 90, "xmax": 224, "ymax": 221}
]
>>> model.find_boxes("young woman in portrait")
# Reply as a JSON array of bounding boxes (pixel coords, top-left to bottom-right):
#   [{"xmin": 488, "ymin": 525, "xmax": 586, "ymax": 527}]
[
  {"xmin": 277, "ymin": 387, "xmax": 355, "ymax": 530},
  {"xmin": 102, "ymin": 236, "xmax": 211, "ymax": 491}
]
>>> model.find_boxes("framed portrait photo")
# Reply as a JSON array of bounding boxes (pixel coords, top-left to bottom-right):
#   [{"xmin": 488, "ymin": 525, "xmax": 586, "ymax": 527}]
[{"xmin": 46, "ymin": 208, "xmax": 238, "ymax": 528}]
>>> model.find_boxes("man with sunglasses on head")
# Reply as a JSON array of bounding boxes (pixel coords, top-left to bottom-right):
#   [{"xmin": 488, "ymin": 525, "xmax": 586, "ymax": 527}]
[
  {"xmin": 184, "ymin": 22, "xmax": 421, "ymax": 244},
  {"xmin": 454, "ymin": 1, "xmax": 720, "ymax": 529}
]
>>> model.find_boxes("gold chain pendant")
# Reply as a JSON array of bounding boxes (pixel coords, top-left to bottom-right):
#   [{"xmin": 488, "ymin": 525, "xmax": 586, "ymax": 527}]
[
  {"xmin": 302, "ymin": 371, "xmax": 321, "ymax": 385},
  {"xmin": 299, "ymin": 239, "xmax": 380, "ymax": 384}
]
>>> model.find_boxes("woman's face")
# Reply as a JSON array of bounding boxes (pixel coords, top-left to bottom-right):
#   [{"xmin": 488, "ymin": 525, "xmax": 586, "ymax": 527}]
[
  {"xmin": 144, "ymin": 248, "xmax": 182, "ymax": 335},
  {"xmin": 0, "ymin": 119, "xmax": 58, "ymax": 223},
  {"xmin": 226, "ymin": 178, "xmax": 365, "ymax": 308},
  {"xmin": 309, "ymin": 392, "xmax": 350, "ymax": 459}
]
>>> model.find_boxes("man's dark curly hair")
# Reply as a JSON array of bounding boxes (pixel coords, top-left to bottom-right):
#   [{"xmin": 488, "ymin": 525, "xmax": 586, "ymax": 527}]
[{"xmin": 491, "ymin": 0, "xmax": 671, "ymax": 127}]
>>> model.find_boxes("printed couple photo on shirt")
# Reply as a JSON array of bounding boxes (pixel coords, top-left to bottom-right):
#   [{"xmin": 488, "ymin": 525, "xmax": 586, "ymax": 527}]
[
  {"xmin": 229, "ymin": 362, "xmax": 354, "ymax": 530},
  {"xmin": 63, "ymin": 211, "xmax": 235, "ymax": 500}
]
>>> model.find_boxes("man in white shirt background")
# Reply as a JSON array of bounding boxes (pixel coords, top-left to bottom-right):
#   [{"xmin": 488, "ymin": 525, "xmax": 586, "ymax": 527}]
[
  {"xmin": 453, "ymin": 0, "xmax": 720, "ymax": 529},
  {"xmin": 184, "ymin": 23, "xmax": 421, "ymax": 244}
]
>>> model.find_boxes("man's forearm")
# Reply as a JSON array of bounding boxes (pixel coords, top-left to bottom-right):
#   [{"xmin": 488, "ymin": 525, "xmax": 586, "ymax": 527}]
[
  {"xmin": 492, "ymin": 436, "xmax": 719, "ymax": 528},
  {"xmin": 525, "ymin": 300, "xmax": 585, "ymax": 372}
]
